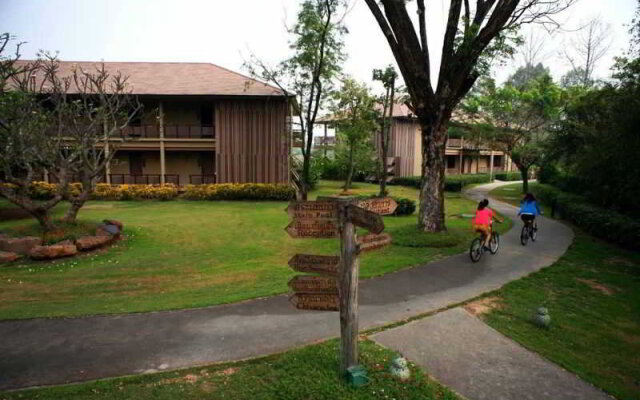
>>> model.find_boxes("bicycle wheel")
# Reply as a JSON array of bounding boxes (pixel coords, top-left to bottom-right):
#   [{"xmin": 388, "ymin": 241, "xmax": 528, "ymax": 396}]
[
  {"xmin": 531, "ymin": 224, "xmax": 537, "ymax": 242},
  {"xmin": 520, "ymin": 225, "xmax": 529, "ymax": 246},
  {"xmin": 490, "ymin": 232, "xmax": 500, "ymax": 254},
  {"xmin": 470, "ymin": 238, "xmax": 483, "ymax": 262}
]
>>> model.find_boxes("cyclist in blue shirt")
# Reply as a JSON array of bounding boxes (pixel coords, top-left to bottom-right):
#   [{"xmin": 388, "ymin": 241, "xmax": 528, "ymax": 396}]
[{"xmin": 518, "ymin": 193, "xmax": 542, "ymax": 230}]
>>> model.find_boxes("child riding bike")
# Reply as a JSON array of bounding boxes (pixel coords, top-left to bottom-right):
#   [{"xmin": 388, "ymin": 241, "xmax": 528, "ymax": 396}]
[
  {"xmin": 472, "ymin": 199, "xmax": 504, "ymax": 249},
  {"xmin": 518, "ymin": 193, "xmax": 542, "ymax": 229}
]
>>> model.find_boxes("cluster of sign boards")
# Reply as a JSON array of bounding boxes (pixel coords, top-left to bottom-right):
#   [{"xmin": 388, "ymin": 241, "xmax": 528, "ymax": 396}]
[{"xmin": 285, "ymin": 197, "xmax": 397, "ymax": 311}]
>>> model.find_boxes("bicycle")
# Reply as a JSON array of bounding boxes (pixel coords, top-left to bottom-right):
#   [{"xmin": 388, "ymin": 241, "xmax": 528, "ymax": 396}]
[
  {"xmin": 520, "ymin": 219, "xmax": 538, "ymax": 246},
  {"xmin": 469, "ymin": 225, "xmax": 500, "ymax": 262}
]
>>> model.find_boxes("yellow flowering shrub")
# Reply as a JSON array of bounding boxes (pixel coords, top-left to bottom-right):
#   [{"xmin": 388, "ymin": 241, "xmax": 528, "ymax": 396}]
[
  {"xmin": 183, "ymin": 183, "xmax": 295, "ymax": 201},
  {"xmin": 92, "ymin": 184, "xmax": 178, "ymax": 201}
]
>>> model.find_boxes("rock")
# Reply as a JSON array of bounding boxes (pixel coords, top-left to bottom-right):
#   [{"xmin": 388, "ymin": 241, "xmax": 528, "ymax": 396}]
[
  {"xmin": 0, "ymin": 236, "xmax": 43, "ymax": 255},
  {"xmin": 390, "ymin": 356, "xmax": 411, "ymax": 381},
  {"xmin": 96, "ymin": 223, "xmax": 120, "ymax": 237},
  {"xmin": 75, "ymin": 235, "xmax": 113, "ymax": 251},
  {"xmin": 0, "ymin": 251, "xmax": 20, "ymax": 264},
  {"xmin": 29, "ymin": 244, "xmax": 78, "ymax": 260},
  {"xmin": 56, "ymin": 240, "xmax": 75, "ymax": 246},
  {"xmin": 103, "ymin": 219, "xmax": 123, "ymax": 230},
  {"xmin": 533, "ymin": 307, "xmax": 551, "ymax": 328}
]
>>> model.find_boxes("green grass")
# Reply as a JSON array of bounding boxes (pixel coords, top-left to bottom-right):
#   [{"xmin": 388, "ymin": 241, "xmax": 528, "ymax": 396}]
[
  {"xmin": 479, "ymin": 231, "xmax": 640, "ymax": 400},
  {"xmin": 0, "ymin": 339, "xmax": 460, "ymax": 400},
  {"xmin": 0, "ymin": 180, "xmax": 508, "ymax": 320}
]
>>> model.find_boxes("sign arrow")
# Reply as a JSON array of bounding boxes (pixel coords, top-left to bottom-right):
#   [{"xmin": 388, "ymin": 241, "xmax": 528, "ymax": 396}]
[
  {"xmin": 355, "ymin": 197, "xmax": 398, "ymax": 216},
  {"xmin": 288, "ymin": 254, "xmax": 340, "ymax": 276},
  {"xmin": 288, "ymin": 275, "xmax": 339, "ymax": 293},
  {"xmin": 285, "ymin": 220, "xmax": 339, "ymax": 239},
  {"xmin": 347, "ymin": 204, "xmax": 385, "ymax": 234},
  {"xmin": 285, "ymin": 201, "xmax": 339, "ymax": 220},
  {"xmin": 289, "ymin": 293, "xmax": 340, "ymax": 311}
]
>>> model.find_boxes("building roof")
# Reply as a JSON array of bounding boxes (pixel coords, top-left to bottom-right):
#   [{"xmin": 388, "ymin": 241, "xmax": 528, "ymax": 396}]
[{"xmin": 13, "ymin": 61, "xmax": 285, "ymax": 97}]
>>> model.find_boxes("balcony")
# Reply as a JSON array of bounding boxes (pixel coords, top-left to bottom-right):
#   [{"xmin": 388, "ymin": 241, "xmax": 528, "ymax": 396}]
[
  {"xmin": 189, "ymin": 174, "xmax": 217, "ymax": 185},
  {"xmin": 109, "ymin": 174, "xmax": 180, "ymax": 185},
  {"xmin": 120, "ymin": 125, "xmax": 215, "ymax": 139}
]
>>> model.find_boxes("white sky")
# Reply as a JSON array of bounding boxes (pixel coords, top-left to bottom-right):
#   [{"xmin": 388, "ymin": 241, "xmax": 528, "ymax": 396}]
[{"xmin": 1, "ymin": 0, "xmax": 636, "ymax": 100}]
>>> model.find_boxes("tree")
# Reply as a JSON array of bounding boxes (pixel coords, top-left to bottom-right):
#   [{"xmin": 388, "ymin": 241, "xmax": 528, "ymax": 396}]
[
  {"xmin": 507, "ymin": 62, "xmax": 549, "ymax": 88},
  {"xmin": 0, "ymin": 35, "xmax": 69, "ymax": 230},
  {"xmin": 372, "ymin": 65, "xmax": 397, "ymax": 196},
  {"xmin": 560, "ymin": 67, "xmax": 590, "ymax": 87},
  {"xmin": 563, "ymin": 16, "xmax": 612, "ymax": 87},
  {"xmin": 464, "ymin": 74, "xmax": 564, "ymax": 193},
  {"xmin": 40, "ymin": 58, "xmax": 141, "ymax": 223},
  {"xmin": 331, "ymin": 78, "xmax": 378, "ymax": 190},
  {"xmin": 364, "ymin": 0, "xmax": 574, "ymax": 232},
  {"xmin": 246, "ymin": 0, "xmax": 347, "ymax": 200}
]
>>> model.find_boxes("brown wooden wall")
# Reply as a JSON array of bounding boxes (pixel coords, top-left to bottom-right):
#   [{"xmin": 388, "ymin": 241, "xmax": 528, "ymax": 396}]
[
  {"xmin": 215, "ymin": 99, "xmax": 290, "ymax": 183},
  {"xmin": 390, "ymin": 119, "xmax": 421, "ymax": 177}
]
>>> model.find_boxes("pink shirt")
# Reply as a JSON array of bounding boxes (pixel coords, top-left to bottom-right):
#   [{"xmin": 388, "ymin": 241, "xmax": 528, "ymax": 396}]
[{"xmin": 474, "ymin": 208, "xmax": 494, "ymax": 226}]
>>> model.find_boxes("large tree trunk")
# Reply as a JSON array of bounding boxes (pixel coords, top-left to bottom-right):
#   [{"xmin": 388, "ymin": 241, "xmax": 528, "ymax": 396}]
[
  {"xmin": 418, "ymin": 117, "xmax": 448, "ymax": 232},
  {"xmin": 63, "ymin": 189, "xmax": 90, "ymax": 224},
  {"xmin": 520, "ymin": 167, "xmax": 529, "ymax": 194}
]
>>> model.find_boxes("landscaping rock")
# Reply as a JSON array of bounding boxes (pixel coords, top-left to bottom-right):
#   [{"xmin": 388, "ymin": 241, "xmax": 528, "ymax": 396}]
[
  {"xmin": 96, "ymin": 223, "xmax": 121, "ymax": 238},
  {"xmin": 0, "ymin": 236, "xmax": 43, "ymax": 255},
  {"xmin": 103, "ymin": 219, "xmax": 123, "ymax": 230},
  {"xmin": 75, "ymin": 235, "xmax": 113, "ymax": 251},
  {"xmin": 0, "ymin": 251, "xmax": 20, "ymax": 264},
  {"xmin": 28, "ymin": 243, "xmax": 78, "ymax": 260}
]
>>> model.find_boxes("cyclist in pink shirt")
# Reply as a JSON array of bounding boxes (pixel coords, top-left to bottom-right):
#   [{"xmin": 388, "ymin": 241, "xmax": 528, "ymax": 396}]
[{"xmin": 472, "ymin": 199, "xmax": 503, "ymax": 248}]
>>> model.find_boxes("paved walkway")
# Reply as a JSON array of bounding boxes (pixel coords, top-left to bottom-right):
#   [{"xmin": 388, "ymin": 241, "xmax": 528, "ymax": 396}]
[
  {"xmin": 0, "ymin": 182, "xmax": 574, "ymax": 390},
  {"xmin": 372, "ymin": 307, "xmax": 611, "ymax": 400}
]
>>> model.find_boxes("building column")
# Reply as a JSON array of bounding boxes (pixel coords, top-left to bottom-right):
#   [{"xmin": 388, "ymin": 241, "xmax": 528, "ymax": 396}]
[
  {"xmin": 323, "ymin": 123, "xmax": 328, "ymax": 157},
  {"xmin": 489, "ymin": 151, "xmax": 494, "ymax": 181},
  {"xmin": 104, "ymin": 119, "xmax": 111, "ymax": 184},
  {"xmin": 459, "ymin": 137, "xmax": 464, "ymax": 174},
  {"xmin": 159, "ymin": 101, "xmax": 166, "ymax": 185}
]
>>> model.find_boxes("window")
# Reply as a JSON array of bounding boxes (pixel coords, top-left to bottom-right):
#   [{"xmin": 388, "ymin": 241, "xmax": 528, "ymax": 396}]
[
  {"xmin": 447, "ymin": 156, "xmax": 456, "ymax": 169},
  {"xmin": 200, "ymin": 103, "xmax": 215, "ymax": 138},
  {"xmin": 494, "ymin": 155, "xmax": 503, "ymax": 167}
]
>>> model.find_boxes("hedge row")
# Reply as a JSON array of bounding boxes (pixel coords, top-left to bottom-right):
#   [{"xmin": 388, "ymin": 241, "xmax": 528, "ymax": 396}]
[
  {"xmin": 494, "ymin": 172, "xmax": 521, "ymax": 181},
  {"xmin": 388, "ymin": 174, "xmax": 492, "ymax": 192},
  {"xmin": 533, "ymin": 184, "xmax": 640, "ymax": 251},
  {"xmin": 92, "ymin": 184, "xmax": 179, "ymax": 201},
  {"xmin": 183, "ymin": 183, "xmax": 295, "ymax": 201}
]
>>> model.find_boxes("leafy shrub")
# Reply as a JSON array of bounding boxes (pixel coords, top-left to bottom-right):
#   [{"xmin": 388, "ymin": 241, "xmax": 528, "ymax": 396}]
[
  {"xmin": 390, "ymin": 225, "xmax": 461, "ymax": 248},
  {"xmin": 183, "ymin": 183, "xmax": 295, "ymax": 201},
  {"xmin": 2, "ymin": 181, "xmax": 83, "ymax": 200},
  {"xmin": 392, "ymin": 198, "xmax": 416, "ymax": 216},
  {"xmin": 494, "ymin": 172, "xmax": 521, "ymax": 181},
  {"xmin": 532, "ymin": 184, "xmax": 640, "ymax": 251},
  {"xmin": 92, "ymin": 184, "xmax": 178, "ymax": 201},
  {"xmin": 388, "ymin": 174, "xmax": 492, "ymax": 192}
]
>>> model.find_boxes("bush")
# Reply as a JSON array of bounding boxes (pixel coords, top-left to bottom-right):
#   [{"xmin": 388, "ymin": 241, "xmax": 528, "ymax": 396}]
[
  {"xmin": 390, "ymin": 225, "xmax": 461, "ymax": 248},
  {"xmin": 183, "ymin": 183, "xmax": 295, "ymax": 201},
  {"xmin": 92, "ymin": 184, "xmax": 179, "ymax": 201},
  {"xmin": 4, "ymin": 181, "xmax": 83, "ymax": 200},
  {"xmin": 494, "ymin": 172, "xmax": 521, "ymax": 181},
  {"xmin": 532, "ymin": 184, "xmax": 640, "ymax": 251},
  {"xmin": 388, "ymin": 174, "xmax": 492, "ymax": 192},
  {"xmin": 392, "ymin": 198, "xmax": 416, "ymax": 216}
]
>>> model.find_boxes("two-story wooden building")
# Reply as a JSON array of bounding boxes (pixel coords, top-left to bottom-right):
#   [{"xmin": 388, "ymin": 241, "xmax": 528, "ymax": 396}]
[{"xmin": 36, "ymin": 61, "xmax": 292, "ymax": 185}]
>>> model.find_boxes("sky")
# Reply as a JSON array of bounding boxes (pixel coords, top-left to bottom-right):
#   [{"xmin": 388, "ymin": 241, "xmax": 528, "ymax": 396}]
[{"xmin": 1, "ymin": 0, "xmax": 637, "ymax": 95}]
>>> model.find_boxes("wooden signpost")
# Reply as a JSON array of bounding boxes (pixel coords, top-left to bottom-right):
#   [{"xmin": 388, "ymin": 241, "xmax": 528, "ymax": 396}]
[{"xmin": 284, "ymin": 196, "xmax": 397, "ymax": 377}]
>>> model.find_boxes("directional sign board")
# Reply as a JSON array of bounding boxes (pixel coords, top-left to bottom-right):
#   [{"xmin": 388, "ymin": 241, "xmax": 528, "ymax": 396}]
[
  {"xmin": 288, "ymin": 254, "xmax": 340, "ymax": 276},
  {"xmin": 355, "ymin": 197, "xmax": 397, "ymax": 216},
  {"xmin": 285, "ymin": 220, "xmax": 339, "ymax": 239},
  {"xmin": 288, "ymin": 275, "xmax": 339, "ymax": 293},
  {"xmin": 286, "ymin": 201, "xmax": 339, "ymax": 220},
  {"xmin": 290, "ymin": 293, "xmax": 340, "ymax": 311},
  {"xmin": 357, "ymin": 233, "xmax": 392, "ymax": 253},
  {"xmin": 347, "ymin": 205, "xmax": 384, "ymax": 234}
]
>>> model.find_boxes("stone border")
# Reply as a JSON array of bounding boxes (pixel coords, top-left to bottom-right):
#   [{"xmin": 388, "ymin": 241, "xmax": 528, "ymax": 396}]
[{"xmin": 0, "ymin": 219, "xmax": 123, "ymax": 263}]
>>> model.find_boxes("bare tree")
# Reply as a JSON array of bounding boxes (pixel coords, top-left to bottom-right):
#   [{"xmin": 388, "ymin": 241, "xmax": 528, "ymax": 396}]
[
  {"xmin": 246, "ymin": 0, "xmax": 347, "ymax": 199},
  {"xmin": 364, "ymin": 0, "xmax": 574, "ymax": 232},
  {"xmin": 563, "ymin": 16, "xmax": 612, "ymax": 86},
  {"xmin": 39, "ymin": 57, "xmax": 141, "ymax": 223},
  {"xmin": 373, "ymin": 66, "xmax": 397, "ymax": 197}
]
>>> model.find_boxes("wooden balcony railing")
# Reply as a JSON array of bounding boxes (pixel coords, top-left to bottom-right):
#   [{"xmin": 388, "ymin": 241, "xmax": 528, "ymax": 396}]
[
  {"xmin": 189, "ymin": 174, "xmax": 217, "ymax": 185},
  {"xmin": 120, "ymin": 125, "xmax": 214, "ymax": 139},
  {"xmin": 108, "ymin": 174, "xmax": 180, "ymax": 185}
]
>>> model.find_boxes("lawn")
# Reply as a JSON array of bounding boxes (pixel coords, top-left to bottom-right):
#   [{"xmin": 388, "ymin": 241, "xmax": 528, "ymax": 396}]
[
  {"xmin": 0, "ymin": 339, "xmax": 460, "ymax": 400},
  {"xmin": 482, "ymin": 183, "xmax": 640, "ymax": 400},
  {"xmin": 0, "ymin": 180, "xmax": 509, "ymax": 320}
]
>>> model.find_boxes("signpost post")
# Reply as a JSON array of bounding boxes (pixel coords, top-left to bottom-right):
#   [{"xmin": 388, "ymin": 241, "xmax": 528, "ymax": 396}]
[{"xmin": 284, "ymin": 196, "xmax": 398, "ymax": 378}]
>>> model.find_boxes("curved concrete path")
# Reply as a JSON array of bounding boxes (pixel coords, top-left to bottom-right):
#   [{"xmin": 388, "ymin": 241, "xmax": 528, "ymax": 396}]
[{"xmin": 0, "ymin": 182, "xmax": 573, "ymax": 390}]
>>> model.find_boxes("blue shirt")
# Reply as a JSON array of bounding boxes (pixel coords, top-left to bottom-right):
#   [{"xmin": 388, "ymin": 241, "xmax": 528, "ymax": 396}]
[{"xmin": 519, "ymin": 200, "xmax": 541, "ymax": 216}]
